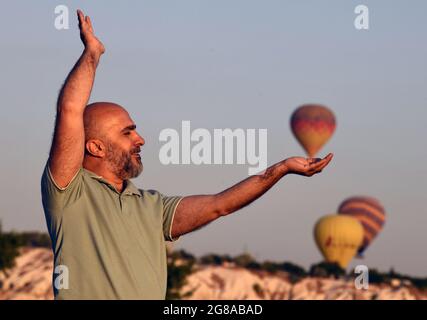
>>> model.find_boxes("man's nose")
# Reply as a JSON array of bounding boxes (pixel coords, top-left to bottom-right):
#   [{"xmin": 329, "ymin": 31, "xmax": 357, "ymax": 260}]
[{"xmin": 135, "ymin": 132, "xmax": 145, "ymax": 146}]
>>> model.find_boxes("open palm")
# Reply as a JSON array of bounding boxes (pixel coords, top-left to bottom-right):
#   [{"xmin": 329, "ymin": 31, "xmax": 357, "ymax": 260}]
[
  {"xmin": 77, "ymin": 9, "xmax": 105, "ymax": 55},
  {"xmin": 284, "ymin": 153, "xmax": 333, "ymax": 176}
]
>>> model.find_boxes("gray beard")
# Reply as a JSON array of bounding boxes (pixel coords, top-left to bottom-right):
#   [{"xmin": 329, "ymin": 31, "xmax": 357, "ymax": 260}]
[{"xmin": 105, "ymin": 142, "xmax": 142, "ymax": 180}]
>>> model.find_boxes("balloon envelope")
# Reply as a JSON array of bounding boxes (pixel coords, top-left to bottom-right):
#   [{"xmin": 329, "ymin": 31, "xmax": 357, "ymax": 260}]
[
  {"xmin": 338, "ymin": 196, "xmax": 386, "ymax": 255},
  {"xmin": 290, "ymin": 104, "xmax": 336, "ymax": 157},
  {"xmin": 314, "ymin": 215, "xmax": 364, "ymax": 269}
]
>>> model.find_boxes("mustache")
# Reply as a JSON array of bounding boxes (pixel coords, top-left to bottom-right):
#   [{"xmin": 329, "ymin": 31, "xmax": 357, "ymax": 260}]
[{"xmin": 130, "ymin": 147, "xmax": 141, "ymax": 154}]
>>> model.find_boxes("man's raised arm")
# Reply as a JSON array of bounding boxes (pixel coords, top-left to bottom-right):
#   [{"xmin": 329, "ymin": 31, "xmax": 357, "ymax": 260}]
[{"xmin": 48, "ymin": 10, "xmax": 105, "ymax": 188}]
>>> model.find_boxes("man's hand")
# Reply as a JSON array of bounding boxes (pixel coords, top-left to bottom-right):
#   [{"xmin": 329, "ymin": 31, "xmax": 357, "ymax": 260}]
[
  {"xmin": 283, "ymin": 153, "xmax": 333, "ymax": 176},
  {"xmin": 77, "ymin": 9, "xmax": 105, "ymax": 56}
]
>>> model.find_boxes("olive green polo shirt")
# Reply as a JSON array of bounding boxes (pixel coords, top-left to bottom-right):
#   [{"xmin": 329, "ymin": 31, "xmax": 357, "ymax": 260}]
[{"xmin": 40, "ymin": 162, "xmax": 183, "ymax": 300}]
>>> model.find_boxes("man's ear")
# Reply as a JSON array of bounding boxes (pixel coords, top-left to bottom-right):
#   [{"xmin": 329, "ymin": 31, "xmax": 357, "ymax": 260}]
[{"xmin": 86, "ymin": 139, "xmax": 105, "ymax": 158}]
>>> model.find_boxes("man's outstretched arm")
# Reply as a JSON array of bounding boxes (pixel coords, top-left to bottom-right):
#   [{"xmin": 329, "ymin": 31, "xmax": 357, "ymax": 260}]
[
  {"xmin": 171, "ymin": 153, "xmax": 333, "ymax": 239},
  {"xmin": 48, "ymin": 10, "xmax": 105, "ymax": 188}
]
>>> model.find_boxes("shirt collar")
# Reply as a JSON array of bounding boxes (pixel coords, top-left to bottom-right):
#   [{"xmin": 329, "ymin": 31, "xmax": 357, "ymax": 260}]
[
  {"xmin": 83, "ymin": 168, "xmax": 142, "ymax": 197},
  {"xmin": 122, "ymin": 180, "xmax": 142, "ymax": 197}
]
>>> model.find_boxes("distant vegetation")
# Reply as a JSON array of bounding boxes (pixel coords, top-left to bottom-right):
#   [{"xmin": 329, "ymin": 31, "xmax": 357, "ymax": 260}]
[
  {"xmin": 0, "ymin": 223, "xmax": 22, "ymax": 277},
  {"xmin": 166, "ymin": 250, "xmax": 196, "ymax": 300},
  {"xmin": 309, "ymin": 262, "xmax": 346, "ymax": 279},
  {"xmin": 11, "ymin": 232, "xmax": 51, "ymax": 248},
  {"xmin": 0, "ymin": 227, "xmax": 426, "ymax": 293},
  {"xmin": 368, "ymin": 268, "xmax": 427, "ymax": 289},
  {"xmin": 195, "ymin": 251, "xmax": 427, "ymax": 290},
  {"xmin": 0, "ymin": 223, "xmax": 51, "ymax": 277}
]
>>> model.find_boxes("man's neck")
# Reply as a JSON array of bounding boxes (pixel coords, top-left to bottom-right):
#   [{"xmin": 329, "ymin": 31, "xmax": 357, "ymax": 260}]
[{"xmin": 83, "ymin": 160, "xmax": 125, "ymax": 193}]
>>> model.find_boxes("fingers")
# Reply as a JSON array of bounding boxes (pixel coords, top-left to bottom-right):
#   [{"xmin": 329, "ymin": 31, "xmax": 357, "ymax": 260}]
[
  {"xmin": 77, "ymin": 9, "xmax": 84, "ymax": 23},
  {"xmin": 77, "ymin": 10, "xmax": 93, "ymax": 33},
  {"xmin": 77, "ymin": 9, "xmax": 85, "ymax": 31},
  {"xmin": 322, "ymin": 153, "xmax": 333, "ymax": 169},
  {"xmin": 307, "ymin": 158, "xmax": 321, "ymax": 165},
  {"xmin": 86, "ymin": 15, "xmax": 94, "ymax": 33},
  {"xmin": 308, "ymin": 153, "xmax": 333, "ymax": 174}
]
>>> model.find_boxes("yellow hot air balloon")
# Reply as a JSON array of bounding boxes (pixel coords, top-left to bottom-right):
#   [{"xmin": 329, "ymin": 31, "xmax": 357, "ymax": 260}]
[{"xmin": 314, "ymin": 215, "xmax": 364, "ymax": 269}]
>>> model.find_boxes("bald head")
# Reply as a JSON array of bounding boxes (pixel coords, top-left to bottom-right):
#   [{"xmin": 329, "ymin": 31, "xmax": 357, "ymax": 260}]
[
  {"xmin": 83, "ymin": 102, "xmax": 129, "ymax": 142},
  {"xmin": 82, "ymin": 102, "xmax": 145, "ymax": 180}
]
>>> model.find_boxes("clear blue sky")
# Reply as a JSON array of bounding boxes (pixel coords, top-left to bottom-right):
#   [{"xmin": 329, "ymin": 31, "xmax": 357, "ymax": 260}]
[{"xmin": 0, "ymin": 1, "xmax": 426, "ymax": 276}]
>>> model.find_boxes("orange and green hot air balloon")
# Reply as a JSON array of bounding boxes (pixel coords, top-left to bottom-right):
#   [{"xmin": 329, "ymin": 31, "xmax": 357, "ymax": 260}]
[
  {"xmin": 290, "ymin": 104, "xmax": 336, "ymax": 157},
  {"xmin": 314, "ymin": 215, "xmax": 364, "ymax": 269},
  {"xmin": 338, "ymin": 196, "xmax": 386, "ymax": 256}
]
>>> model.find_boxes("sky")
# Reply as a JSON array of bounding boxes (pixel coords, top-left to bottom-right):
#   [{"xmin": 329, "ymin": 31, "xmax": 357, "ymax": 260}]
[{"xmin": 0, "ymin": 0, "xmax": 426, "ymax": 276}]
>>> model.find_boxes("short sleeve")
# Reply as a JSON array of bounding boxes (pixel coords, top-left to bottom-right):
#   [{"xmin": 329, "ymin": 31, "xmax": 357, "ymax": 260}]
[
  {"xmin": 40, "ymin": 161, "xmax": 84, "ymax": 217},
  {"xmin": 160, "ymin": 194, "xmax": 183, "ymax": 242}
]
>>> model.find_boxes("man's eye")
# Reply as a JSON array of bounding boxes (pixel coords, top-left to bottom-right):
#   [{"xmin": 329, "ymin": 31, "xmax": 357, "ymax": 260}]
[{"xmin": 124, "ymin": 132, "xmax": 131, "ymax": 135}]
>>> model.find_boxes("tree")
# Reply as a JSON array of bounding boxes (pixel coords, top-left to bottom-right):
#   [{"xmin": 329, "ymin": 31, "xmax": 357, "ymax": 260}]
[
  {"xmin": 169, "ymin": 249, "xmax": 196, "ymax": 264},
  {"xmin": 280, "ymin": 262, "xmax": 307, "ymax": 277},
  {"xmin": 368, "ymin": 268, "xmax": 386, "ymax": 284},
  {"xmin": 0, "ymin": 222, "xmax": 22, "ymax": 277},
  {"xmin": 200, "ymin": 253, "xmax": 225, "ymax": 266},
  {"xmin": 200, "ymin": 253, "xmax": 233, "ymax": 266},
  {"xmin": 260, "ymin": 261, "xmax": 280, "ymax": 273},
  {"xmin": 166, "ymin": 250, "xmax": 195, "ymax": 300},
  {"xmin": 17, "ymin": 232, "xmax": 51, "ymax": 248},
  {"xmin": 233, "ymin": 253, "xmax": 255, "ymax": 268},
  {"xmin": 309, "ymin": 262, "xmax": 345, "ymax": 278}
]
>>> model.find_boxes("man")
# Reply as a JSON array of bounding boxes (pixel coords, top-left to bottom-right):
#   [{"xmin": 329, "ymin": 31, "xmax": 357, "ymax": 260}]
[{"xmin": 41, "ymin": 10, "xmax": 333, "ymax": 300}]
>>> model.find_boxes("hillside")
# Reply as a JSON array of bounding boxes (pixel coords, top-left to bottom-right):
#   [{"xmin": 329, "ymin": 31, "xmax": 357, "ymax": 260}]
[{"xmin": 0, "ymin": 248, "xmax": 425, "ymax": 300}]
